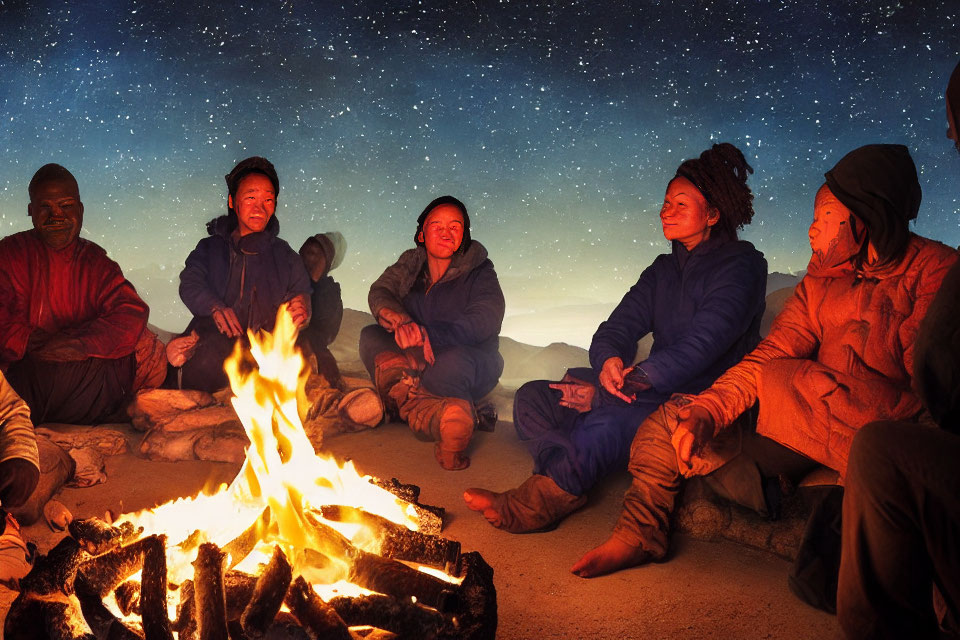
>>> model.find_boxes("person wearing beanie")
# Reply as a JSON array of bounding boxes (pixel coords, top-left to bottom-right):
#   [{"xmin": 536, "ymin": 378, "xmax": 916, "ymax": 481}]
[
  {"xmin": 837, "ymin": 61, "xmax": 960, "ymax": 637},
  {"xmin": 464, "ymin": 143, "xmax": 767, "ymax": 533},
  {"xmin": 169, "ymin": 156, "xmax": 313, "ymax": 392},
  {"xmin": 572, "ymin": 143, "xmax": 957, "ymax": 580},
  {"xmin": 359, "ymin": 196, "xmax": 505, "ymax": 470},
  {"xmin": 299, "ymin": 231, "xmax": 346, "ymax": 387}
]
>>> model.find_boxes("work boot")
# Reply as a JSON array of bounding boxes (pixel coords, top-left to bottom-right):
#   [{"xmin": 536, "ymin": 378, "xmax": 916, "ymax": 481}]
[
  {"xmin": 399, "ymin": 390, "xmax": 475, "ymax": 470},
  {"xmin": 463, "ymin": 474, "xmax": 587, "ymax": 533},
  {"xmin": 338, "ymin": 388, "xmax": 384, "ymax": 430},
  {"xmin": 373, "ymin": 351, "xmax": 413, "ymax": 416},
  {"xmin": 0, "ymin": 510, "xmax": 34, "ymax": 590}
]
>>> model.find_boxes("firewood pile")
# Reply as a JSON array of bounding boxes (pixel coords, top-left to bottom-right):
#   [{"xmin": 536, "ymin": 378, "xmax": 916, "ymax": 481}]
[{"xmin": 4, "ymin": 479, "xmax": 497, "ymax": 640}]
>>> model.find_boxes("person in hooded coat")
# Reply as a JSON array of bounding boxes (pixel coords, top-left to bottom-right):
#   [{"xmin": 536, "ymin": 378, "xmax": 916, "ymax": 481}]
[
  {"xmin": 359, "ymin": 196, "xmax": 505, "ymax": 470},
  {"xmin": 463, "ymin": 143, "xmax": 768, "ymax": 533},
  {"xmin": 299, "ymin": 231, "xmax": 347, "ymax": 388},
  {"xmin": 571, "ymin": 143, "xmax": 958, "ymax": 579},
  {"xmin": 169, "ymin": 157, "xmax": 313, "ymax": 392},
  {"xmin": 836, "ymin": 61, "xmax": 960, "ymax": 639}
]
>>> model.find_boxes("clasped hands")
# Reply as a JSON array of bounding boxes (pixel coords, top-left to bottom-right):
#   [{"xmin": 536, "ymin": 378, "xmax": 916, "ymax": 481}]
[{"xmin": 378, "ymin": 308, "xmax": 435, "ymax": 365}]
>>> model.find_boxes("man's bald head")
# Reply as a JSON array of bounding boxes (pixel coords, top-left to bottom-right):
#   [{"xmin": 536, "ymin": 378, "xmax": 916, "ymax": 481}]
[
  {"xmin": 27, "ymin": 164, "xmax": 84, "ymax": 250},
  {"xmin": 28, "ymin": 164, "xmax": 79, "ymax": 200}
]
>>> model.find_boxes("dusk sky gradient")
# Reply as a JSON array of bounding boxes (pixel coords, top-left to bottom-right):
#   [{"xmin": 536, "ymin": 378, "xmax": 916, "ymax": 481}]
[{"xmin": 1, "ymin": 1, "xmax": 958, "ymax": 347}]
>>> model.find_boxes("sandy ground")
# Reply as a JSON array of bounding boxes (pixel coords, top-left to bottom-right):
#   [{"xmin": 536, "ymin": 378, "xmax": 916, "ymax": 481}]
[{"xmin": 0, "ymin": 382, "xmax": 841, "ymax": 640}]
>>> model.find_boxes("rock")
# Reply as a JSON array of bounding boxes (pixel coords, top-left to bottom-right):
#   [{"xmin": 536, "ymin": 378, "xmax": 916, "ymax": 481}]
[{"xmin": 128, "ymin": 388, "xmax": 218, "ymax": 431}]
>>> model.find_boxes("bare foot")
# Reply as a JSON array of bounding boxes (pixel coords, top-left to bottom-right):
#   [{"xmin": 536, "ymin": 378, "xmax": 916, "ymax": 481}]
[
  {"xmin": 463, "ymin": 488, "xmax": 504, "ymax": 527},
  {"xmin": 570, "ymin": 536, "xmax": 651, "ymax": 578},
  {"xmin": 166, "ymin": 330, "xmax": 199, "ymax": 367},
  {"xmin": 435, "ymin": 444, "xmax": 470, "ymax": 470}
]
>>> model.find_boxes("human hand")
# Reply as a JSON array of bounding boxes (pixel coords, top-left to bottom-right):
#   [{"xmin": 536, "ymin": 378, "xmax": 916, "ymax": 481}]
[
  {"xmin": 166, "ymin": 330, "xmax": 199, "ymax": 367},
  {"xmin": 378, "ymin": 308, "xmax": 411, "ymax": 332},
  {"xmin": 549, "ymin": 381, "xmax": 595, "ymax": 413},
  {"xmin": 212, "ymin": 307, "xmax": 243, "ymax": 338},
  {"xmin": 0, "ymin": 458, "xmax": 39, "ymax": 508},
  {"xmin": 673, "ymin": 404, "xmax": 715, "ymax": 467},
  {"xmin": 598, "ymin": 357, "xmax": 633, "ymax": 403},
  {"xmin": 286, "ymin": 295, "xmax": 309, "ymax": 328},
  {"xmin": 32, "ymin": 335, "xmax": 87, "ymax": 362},
  {"xmin": 394, "ymin": 322, "xmax": 425, "ymax": 350}
]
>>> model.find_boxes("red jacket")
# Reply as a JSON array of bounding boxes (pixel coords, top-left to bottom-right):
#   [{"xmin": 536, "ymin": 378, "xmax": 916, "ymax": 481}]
[
  {"xmin": 0, "ymin": 230, "xmax": 148, "ymax": 366},
  {"xmin": 691, "ymin": 234, "xmax": 958, "ymax": 477}
]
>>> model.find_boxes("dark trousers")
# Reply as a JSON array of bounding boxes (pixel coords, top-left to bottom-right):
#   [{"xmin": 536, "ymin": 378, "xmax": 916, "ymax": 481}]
[
  {"xmin": 6, "ymin": 352, "xmax": 135, "ymax": 425},
  {"xmin": 169, "ymin": 316, "xmax": 238, "ymax": 393},
  {"xmin": 512, "ymin": 378, "xmax": 661, "ymax": 497},
  {"xmin": 838, "ymin": 421, "xmax": 960, "ymax": 638},
  {"xmin": 358, "ymin": 324, "xmax": 502, "ymax": 402}
]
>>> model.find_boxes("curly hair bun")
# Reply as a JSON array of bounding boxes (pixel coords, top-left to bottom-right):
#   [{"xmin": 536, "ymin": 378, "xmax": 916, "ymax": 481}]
[{"xmin": 674, "ymin": 143, "xmax": 755, "ymax": 239}]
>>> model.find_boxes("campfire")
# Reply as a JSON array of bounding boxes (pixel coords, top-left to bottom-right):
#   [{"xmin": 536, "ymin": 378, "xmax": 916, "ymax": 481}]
[{"xmin": 5, "ymin": 307, "xmax": 497, "ymax": 640}]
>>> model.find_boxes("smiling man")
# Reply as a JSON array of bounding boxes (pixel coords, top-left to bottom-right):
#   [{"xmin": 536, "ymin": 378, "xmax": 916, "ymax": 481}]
[{"xmin": 0, "ymin": 163, "xmax": 154, "ymax": 425}]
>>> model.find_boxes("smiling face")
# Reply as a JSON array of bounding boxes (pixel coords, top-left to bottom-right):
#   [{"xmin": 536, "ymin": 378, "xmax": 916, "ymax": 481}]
[
  {"xmin": 28, "ymin": 177, "xmax": 84, "ymax": 250},
  {"xmin": 659, "ymin": 176, "xmax": 719, "ymax": 250},
  {"xmin": 229, "ymin": 173, "xmax": 276, "ymax": 236},
  {"xmin": 418, "ymin": 203, "xmax": 465, "ymax": 260}
]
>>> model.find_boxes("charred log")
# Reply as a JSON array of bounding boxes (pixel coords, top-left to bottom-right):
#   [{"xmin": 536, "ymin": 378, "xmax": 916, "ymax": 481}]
[
  {"xmin": 240, "ymin": 545, "xmax": 293, "ymax": 639},
  {"xmin": 329, "ymin": 594, "xmax": 445, "ymax": 640},
  {"xmin": 77, "ymin": 535, "xmax": 154, "ymax": 598},
  {"xmin": 41, "ymin": 599, "xmax": 97, "ymax": 640},
  {"xmin": 76, "ymin": 580, "xmax": 144, "ymax": 640},
  {"xmin": 222, "ymin": 507, "xmax": 272, "ymax": 570},
  {"xmin": 348, "ymin": 549, "xmax": 457, "ymax": 613},
  {"xmin": 68, "ymin": 518, "xmax": 125, "ymax": 556},
  {"xmin": 172, "ymin": 580, "xmax": 197, "ymax": 640},
  {"xmin": 192, "ymin": 542, "xmax": 229, "ymax": 640},
  {"xmin": 447, "ymin": 552, "xmax": 497, "ymax": 640},
  {"xmin": 370, "ymin": 477, "xmax": 444, "ymax": 535},
  {"xmin": 317, "ymin": 505, "xmax": 460, "ymax": 573},
  {"xmin": 21, "ymin": 536, "xmax": 88, "ymax": 596},
  {"xmin": 284, "ymin": 576, "xmax": 352, "ymax": 640},
  {"xmin": 115, "ymin": 579, "xmax": 142, "ymax": 616},
  {"xmin": 223, "ymin": 571, "xmax": 258, "ymax": 622},
  {"xmin": 141, "ymin": 534, "xmax": 174, "ymax": 640}
]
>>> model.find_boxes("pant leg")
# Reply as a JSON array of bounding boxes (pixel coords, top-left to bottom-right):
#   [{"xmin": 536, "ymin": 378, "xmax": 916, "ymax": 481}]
[
  {"xmin": 513, "ymin": 379, "xmax": 581, "ymax": 475},
  {"xmin": 838, "ymin": 420, "xmax": 960, "ymax": 638},
  {"xmin": 611, "ymin": 399, "xmax": 686, "ymax": 559},
  {"xmin": 175, "ymin": 316, "xmax": 238, "ymax": 393},
  {"xmin": 358, "ymin": 324, "xmax": 400, "ymax": 380},
  {"xmin": 6, "ymin": 353, "xmax": 135, "ymax": 425},
  {"xmin": 419, "ymin": 344, "xmax": 503, "ymax": 401}
]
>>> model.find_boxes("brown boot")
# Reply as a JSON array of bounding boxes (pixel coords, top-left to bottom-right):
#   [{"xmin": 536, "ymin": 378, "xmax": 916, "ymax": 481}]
[
  {"xmin": 463, "ymin": 474, "xmax": 587, "ymax": 533},
  {"xmin": 373, "ymin": 351, "xmax": 412, "ymax": 415},
  {"xmin": 398, "ymin": 391, "xmax": 475, "ymax": 470}
]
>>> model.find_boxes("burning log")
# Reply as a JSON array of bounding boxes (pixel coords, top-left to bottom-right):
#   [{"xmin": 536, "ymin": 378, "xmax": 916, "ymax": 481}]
[
  {"xmin": 240, "ymin": 546, "xmax": 293, "ymax": 638},
  {"xmin": 76, "ymin": 535, "xmax": 153, "ymax": 599},
  {"xmin": 114, "ymin": 580, "xmax": 142, "ymax": 616},
  {"xmin": 222, "ymin": 507, "xmax": 272, "ymax": 569},
  {"xmin": 68, "ymin": 518, "xmax": 125, "ymax": 556},
  {"xmin": 328, "ymin": 594, "xmax": 446, "ymax": 640},
  {"xmin": 284, "ymin": 575, "xmax": 352, "ymax": 640},
  {"xmin": 75, "ymin": 581, "xmax": 144, "ymax": 640},
  {"xmin": 371, "ymin": 478, "xmax": 444, "ymax": 535},
  {"xmin": 192, "ymin": 542, "xmax": 229, "ymax": 640},
  {"xmin": 317, "ymin": 505, "xmax": 460, "ymax": 574},
  {"xmin": 141, "ymin": 534, "xmax": 174, "ymax": 640}
]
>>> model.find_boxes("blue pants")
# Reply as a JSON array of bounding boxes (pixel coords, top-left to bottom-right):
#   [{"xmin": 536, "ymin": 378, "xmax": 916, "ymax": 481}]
[
  {"xmin": 358, "ymin": 324, "xmax": 503, "ymax": 402},
  {"xmin": 513, "ymin": 376, "xmax": 664, "ymax": 497}
]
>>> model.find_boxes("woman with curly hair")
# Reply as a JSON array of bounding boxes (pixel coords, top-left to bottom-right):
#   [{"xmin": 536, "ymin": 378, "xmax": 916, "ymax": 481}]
[{"xmin": 464, "ymin": 143, "xmax": 768, "ymax": 534}]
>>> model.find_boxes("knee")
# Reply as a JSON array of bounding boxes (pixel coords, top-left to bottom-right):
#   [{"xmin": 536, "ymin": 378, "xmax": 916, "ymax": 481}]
[
  {"xmin": 515, "ymin": 380, "xmax": 553, "ymax": 407},
  {"xmin": 847, "ymin": 421, "xmax": 903, "ymax": 486}
]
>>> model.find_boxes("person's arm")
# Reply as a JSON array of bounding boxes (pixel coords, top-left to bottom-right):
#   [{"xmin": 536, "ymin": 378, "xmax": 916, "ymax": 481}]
[
  {"xmin": 60, "ymin": 256, "xmax": 148, "ymax": 359},
  {"xmin": 419, "ymin": 262, "xmax": 505, "ymax": 350},
  {"xmin": 368, "ymin": 248, "xmax": 423, "ymax": 327},
  {"xmin": 179, "ymin": 239, "xmax": 228, "ymax": 318},
  {"xmin": 639, "ymin": 250, "xmax": 766, "ymax": 391},
  {"xmin": 589, "ymin": 263, "xmax": 658, "ymax": 372},
  {"xmin": 0, "ymin": 267, "xmax": 31, "ymax": 365},
  {"xmin": 281, "ymin": 245, "xmax": 314, "ymax": 327},
  {"xmin": 0, "ymin": 372, "xmax": 39, "ymax": 506},
  {"xmin": 900, "ymin": 245, "xmax": 959, "ymax": 382}
]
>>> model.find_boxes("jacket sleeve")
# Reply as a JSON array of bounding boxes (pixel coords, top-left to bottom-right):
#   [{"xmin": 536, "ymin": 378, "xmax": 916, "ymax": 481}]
[
  {"xmin": 589, "ymin": 263, "xmax": 658, "ymax": 371},
  {"xmin": 66, "ymin": 256, "xmax": 149, "ymax": 359},
  {"xmin": 0, "ymin": 267, "xmax": 31, "ymax": 365},
  {"xmin": 281, "ymin": 244, "xmax": 314, "ymax": 322},
  {"xmin": 368, "ymin": 249, "xmax": 423, "ymax": 320},
  {"xmin": 692, "ymin": 277, "xmax": 822, "ymax": 432},
  {"xmin": 424, "ymin": 263, "xmax": 506, "ymax": 350},
  {"xmin": 179, "ymin": 239, "xmax": 226, "ymax": 317},
  {"xmin": 899, "ymin": 247, "xmax": 959, "ymax": 382},
  {"xmin": 0, "ymin": 372, "xmax": 38, "ymax": 470},
  {"xmin": 640, "ymin": 251, "xmax": 766, "ymax": 392}
]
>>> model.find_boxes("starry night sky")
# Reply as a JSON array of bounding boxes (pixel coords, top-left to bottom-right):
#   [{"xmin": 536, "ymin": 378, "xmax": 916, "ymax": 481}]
[{"xmin": 1, "ymin": 1, "xmax": 958, "ymax": 346}]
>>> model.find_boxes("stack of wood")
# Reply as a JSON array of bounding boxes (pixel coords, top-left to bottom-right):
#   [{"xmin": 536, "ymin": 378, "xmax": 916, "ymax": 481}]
[{"xmin": 3, "ymin": 478, "xmax": 497, "ymax": 640}]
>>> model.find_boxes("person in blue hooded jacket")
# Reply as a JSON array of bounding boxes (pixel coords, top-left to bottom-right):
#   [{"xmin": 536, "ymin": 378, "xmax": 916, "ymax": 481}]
[
  {"xmin": 169, "ymin": 157, "xmax": 312, "ymax": 393},
  {"xmin": 464, "ymin": 143, "xmax": 768, "ymax": 533}
]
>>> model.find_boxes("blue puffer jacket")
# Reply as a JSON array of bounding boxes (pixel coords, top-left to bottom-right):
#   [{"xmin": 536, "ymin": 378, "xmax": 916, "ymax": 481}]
[
  {"xmin": 589, "ymin": 233, "xmax": 767, "ymax": 404},
  {"xmin": 179, "ymin": 214, "xmax": 312, "ymax": 332}
]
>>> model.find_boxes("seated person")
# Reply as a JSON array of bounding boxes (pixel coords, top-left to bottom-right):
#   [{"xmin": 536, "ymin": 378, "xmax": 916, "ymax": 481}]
[
  {"xmin": 464, "ymin": 143, "xmax": 768, "ymax": 533},
  {"xmin": 169, "ymin": 157, "xmax": 312, "ymax": 392},
  {"xmin": 299, "ymin": 232, "xmax": 346, "ymax": 388},
  {"xmin": 359, "ymin": 196, "xmax": 504, "ymax": 470},
  {"xmin": 0, "ymin": 371, "xmax": 39, "ymax": 587},
  {"xmin": 0, "ymin": 164, "xmax": 163, "ymax": 425},
  {"xmin": 837, "ymin": 62, "xmax": 960, "ymax": 638},
  {"xmin": 571, "ymin": 144, "xmax": 958, "ymax": 578}
]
